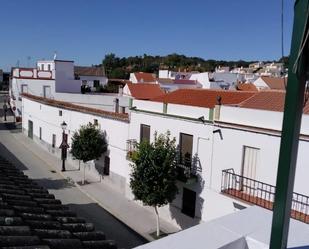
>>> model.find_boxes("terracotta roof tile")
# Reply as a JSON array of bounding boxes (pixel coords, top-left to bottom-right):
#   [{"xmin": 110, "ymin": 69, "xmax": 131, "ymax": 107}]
[
  {"xmin": 74, "ymin": 66, "xmax": 105, "ymax": 77},
  {"xmin": 0, "ymin": 156, "xmax": 118, "ymax": 249},
  {"xmin": 238, "ymin": 90, "xmax": 286, "ymax": 112},
  {"xmin": 21, "ymin": 93, "xmax": 129, "ymax": 122},
  {"xmin": 237, "ymin": 90, "xmax": 309, "ymax": 115},
  {"xmin": 134, "ymin": 73, "xmax": 156, "ymax": 83},
  {"xmin": 126, "ymin": 83, "xmax": 165, "ymax": 100},
  {"xmin": 261, "ymin": 76, "xmax": 286, "ymax": 90},
  {"xmin": 151, "ymin": 89, "xmax": 256, "ymax": 108}
]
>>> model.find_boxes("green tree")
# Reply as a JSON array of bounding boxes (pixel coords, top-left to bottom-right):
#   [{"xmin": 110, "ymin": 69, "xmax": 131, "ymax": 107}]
[
  {"xmin": 71, "ymin": 123, "xmax": 108, "ymax": 184},
  {"xmin": 130, "ymin": 131, "xmax": 178, "ymax": 237}
]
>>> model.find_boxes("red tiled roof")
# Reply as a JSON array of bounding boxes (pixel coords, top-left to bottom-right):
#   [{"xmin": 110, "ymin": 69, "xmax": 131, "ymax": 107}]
[
  {"xmin": 237, "ymin": 83, "xmax": 258, "ymax": 91},
  {"xmin": 261, "ymin": 76, "xmax": 286, "ymax": 90},
  {"xmin": 21, "ymin": 93, "xmax": 129, "ymax": 122},
  {"xmin": 126, "ymin": 83, "xmax": 165, "ymax": 100},
  {"xmin": 151, "ymin": 89, "xmax": 256, "ymax": 108},
  {"xmin": 134, "ymin": 72, "xmax": 156, "ymax": 82},
  {"xmin": 238, "ymin": 90, "xmax": 286, "ymax": 112},
  {"xmin": 74, "ymin": 66, "xmax": 105, "ymax": 76}
]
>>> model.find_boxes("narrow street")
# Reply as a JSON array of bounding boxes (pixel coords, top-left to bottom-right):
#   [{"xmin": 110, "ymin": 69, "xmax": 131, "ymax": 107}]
[{"xmin": 0, "ymin": 93, "xmax": 147, "ymax": 249}]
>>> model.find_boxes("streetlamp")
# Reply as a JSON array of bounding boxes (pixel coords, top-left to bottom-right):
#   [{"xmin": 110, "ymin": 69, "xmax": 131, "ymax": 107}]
[{"xmin": 60, "ymin": 121, "xmax": 68, "ymax": 171}]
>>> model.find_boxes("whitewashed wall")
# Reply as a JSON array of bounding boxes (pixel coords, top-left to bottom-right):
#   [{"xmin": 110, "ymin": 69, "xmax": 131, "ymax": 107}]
[
  {"xmin": 11, "ymin": 78, "xmax": 55, "ymax": 117},
  {"xmin": 129, "ymin": 73, "xmax": 138, "ymax": 83},
  {"xmin": 220, "ymin": 106, "xmax": 284, "ymax": 131},
  {"xmin": 54, "ymin": 92, "xmax": 129, "ymax": 112},
  {"xmin": 253, "ymin": 77, "xmax": 269, "ymax": 89},
  {"xmin": 22, "ymin": 97, "xmax": 130, "ymax": 193},
  {"xmin": 55, "ymin": 61, "xmax": 80, "ymax": 93}
]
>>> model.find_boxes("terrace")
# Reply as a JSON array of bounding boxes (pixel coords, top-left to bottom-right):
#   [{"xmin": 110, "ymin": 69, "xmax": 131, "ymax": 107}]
[{"xmin": 221, "ymin": 168, "xmax": 309, "ymax": 224}]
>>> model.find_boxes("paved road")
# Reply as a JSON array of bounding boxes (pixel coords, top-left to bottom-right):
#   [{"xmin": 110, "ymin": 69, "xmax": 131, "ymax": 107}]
[{"xmin": 0, "ymin": 93, "xmax": 147, "ymax": 249}]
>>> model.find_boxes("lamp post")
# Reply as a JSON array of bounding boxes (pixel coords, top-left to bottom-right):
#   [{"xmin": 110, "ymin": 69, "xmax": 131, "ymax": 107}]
[{"xmin": 60, "ymin": 121, "xmax": 68, "ymax": 172}]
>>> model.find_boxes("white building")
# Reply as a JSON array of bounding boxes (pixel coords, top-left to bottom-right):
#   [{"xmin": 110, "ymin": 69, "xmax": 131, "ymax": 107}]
[
  {"xmin": 21, "ymin": 88, "xmax": 309, "ymax": 232},
  {"xmin": 10, "ymin": 59, "xmax": 81, "ymax": 119},
  {"xmin": 74, "ymin": 66, "xmax": 108, "ymax": 90},
  {"xmin": 253, "ymin": 76, "xmax": 286, "ymax": 90}
]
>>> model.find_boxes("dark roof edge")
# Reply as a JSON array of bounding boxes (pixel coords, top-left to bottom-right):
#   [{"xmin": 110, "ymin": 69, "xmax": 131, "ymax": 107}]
[{"xmin": 21, "ymin": 93, "xmax": 129, "ymax": 123}]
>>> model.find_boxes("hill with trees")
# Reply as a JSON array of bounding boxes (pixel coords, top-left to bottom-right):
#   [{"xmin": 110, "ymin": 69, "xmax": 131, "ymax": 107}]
[{"xmin": 99, "ymin": 53, "xmax": 288, "ymax": 79}]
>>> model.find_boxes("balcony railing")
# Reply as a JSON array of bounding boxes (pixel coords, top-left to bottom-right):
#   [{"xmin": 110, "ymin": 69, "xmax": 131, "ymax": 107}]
[
  {"xmin": 221, "ymin": 169, "xmax": 309, "ymax": 224},
  {"xmin": 177, "ymin": 154, "xmax": 200, "ymax": 183}
]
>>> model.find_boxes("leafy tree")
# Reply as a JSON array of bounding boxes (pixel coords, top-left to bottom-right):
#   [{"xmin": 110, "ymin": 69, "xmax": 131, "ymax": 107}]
[
  {"xmin": 130, "ymin": 131, "xmax": 178, "ymax": 237},
  {"xmin": 71, "ymin": 123, "xmax": 108, "ymax": 184}
]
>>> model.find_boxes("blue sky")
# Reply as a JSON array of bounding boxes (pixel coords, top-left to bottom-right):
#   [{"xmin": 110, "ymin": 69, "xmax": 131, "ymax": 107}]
[{"xmin": 0, "ymin": 0, "xmax": 294, "ymax": 71}]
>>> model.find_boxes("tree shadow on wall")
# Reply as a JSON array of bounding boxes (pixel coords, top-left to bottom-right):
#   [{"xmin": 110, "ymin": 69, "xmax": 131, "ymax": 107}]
[{"xmin": 169, "ymin": 153, "xmax": 205, "ymax": 229}]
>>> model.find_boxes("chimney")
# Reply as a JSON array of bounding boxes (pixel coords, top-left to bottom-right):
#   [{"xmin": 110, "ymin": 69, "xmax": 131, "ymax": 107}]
[
  {"xmin": 114, "ymin": 98, "xmax": 119, "ymax": 113},
  {"xmin": 118, "ymin": 86, "xmax": 123, "ymax": 96},
  {"xmin": 214, "ymin": 95, "xmax": 222, "ymax": 120}
]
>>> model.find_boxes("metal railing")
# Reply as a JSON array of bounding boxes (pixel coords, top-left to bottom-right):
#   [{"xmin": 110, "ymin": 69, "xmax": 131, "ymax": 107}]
[
  {"xmin": 177, "ymin": 154, "xmax": 200, "ymax": 182},
  {"xmin": 221, "ymin": 169, "xmax": 309, "ymax": 223}
]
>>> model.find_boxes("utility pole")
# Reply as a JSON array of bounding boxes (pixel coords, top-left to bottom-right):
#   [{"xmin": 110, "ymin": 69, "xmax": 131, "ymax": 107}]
[{"xmin": 270, "ymin": 1, "xmax": 309, "ymax": 248}]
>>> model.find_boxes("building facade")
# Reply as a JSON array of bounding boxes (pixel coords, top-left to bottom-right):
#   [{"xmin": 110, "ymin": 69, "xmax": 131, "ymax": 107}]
[{"xmin": 21, "ymin": 89, "xmax": 309, "ymax": 230}]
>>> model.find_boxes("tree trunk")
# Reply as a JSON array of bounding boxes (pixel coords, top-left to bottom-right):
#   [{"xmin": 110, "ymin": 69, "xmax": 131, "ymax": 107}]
[
  {"xmin": 154, "ymin": 206, "xmax": 160, "ymax": 237},
  {"xmin": 82, "ymin": 163, "xmax": 85, "ymax": 185}
]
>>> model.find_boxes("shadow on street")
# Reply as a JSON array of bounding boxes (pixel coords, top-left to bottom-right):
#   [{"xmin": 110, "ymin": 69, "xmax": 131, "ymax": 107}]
[
  {"xmin": 35, "ymin": 177, "xmax": 75, "ymax": 190},
  {"xmin": 0, "ymin": 142, "xmax": 28, "ymax": 171},
  {"xmin": 66, "ymin": 203, "xmax": 148, "ymax": 249}
]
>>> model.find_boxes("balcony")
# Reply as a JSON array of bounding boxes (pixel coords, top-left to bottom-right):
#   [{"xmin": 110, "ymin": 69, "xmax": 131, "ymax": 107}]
[
  {"xmin": 221, "ymin": 168, "xmax": 309, "ymax": 224},
  {"xmin": 177, "ymin": 154, "xmax": 199, "ymax": 184},
  {"xmin": 126, "ymin": 139, "xmax": 137, "ymax": 160}
]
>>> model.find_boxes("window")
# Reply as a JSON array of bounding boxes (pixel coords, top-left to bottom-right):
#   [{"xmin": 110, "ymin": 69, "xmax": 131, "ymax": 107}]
[
  {"xmin": 94, "ymin": 119, "xmax": 98, "ymax": 126},
  {"xmin": 140, "ymin": 124, "xmax": 150, "ymax": 143},
  {"xmin": 39, "ymin": 127, "xmax": 42, "ymax": 140},
  {"xmin": 41, "ymin": 64, "xmax": 44, "ymax": 71},
  {"xmin": 21, "ymin": 84, "xmax": 28, "ymax": 93},
  {"xmin": 59, "ymin": 110, "xmax": 62, "ymax": 116},
  {"xmin": 28, "ymin": 120, "xmax": 33, "ymax": 139},
  {"xmin": 52, "ymin": 134, "xmax": 56, "ymax": 148},
  {"xmin": 93, "ymin": 80, "xmax": 100, "ymax": 88},
  {"xmin": 47, "ymin": 64, "xmax": 51, "ymax": 71},
  {"xmin": 43, "ymin": 86, "xmax": 51, "ymax": 98},
  {"xmin": 121, "ymin": 106, "xmax": 126, "ymax": 114},
  {"xmin": 241, "ymin": 146, "xmax": 260, "ymax": 180},
  {"xmin": 179, "ymin": 133, "xmax": 193, "ymax": 165}
]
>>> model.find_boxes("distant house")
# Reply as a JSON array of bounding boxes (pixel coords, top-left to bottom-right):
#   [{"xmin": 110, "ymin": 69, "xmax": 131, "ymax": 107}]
[
  {"xmin": 253, "ymin": 76, "xmax": 286, "ymax": 90},
  {"xmin": 156, "ymin": 78, "xmax": 201, "ymax": 92},
  {"xmin": 0, "ymin": 69, "xmax": 3, "ymax": 82},
  {"xmin": 74, "ymin": 66, "xmax": 107, "ymax": 90},
  {"xmin": 123, "ymin": 83, "xmax": 165, "ymax": 100},
  {"xmin": 129, "ymin": 72, "xmax": 156, "ymax": 83},
  {"xmin": 10, "ymin": 59, "xmax": 82, "ymax": 119}
]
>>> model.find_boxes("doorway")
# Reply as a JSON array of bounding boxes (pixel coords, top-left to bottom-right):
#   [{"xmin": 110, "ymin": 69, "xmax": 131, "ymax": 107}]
[
  {"xmin": 182, "ymin": 187, "xmax": 196, "ymax": 218},
  {"xmin": 28, "ymin": 120, "xmax": 33, "ymax": 139}
]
